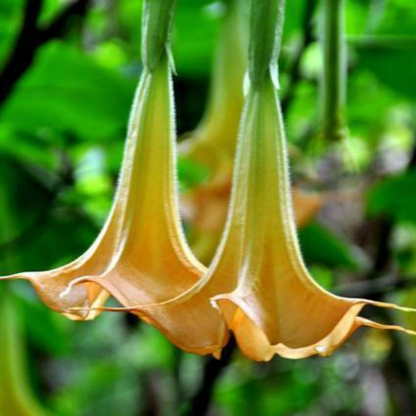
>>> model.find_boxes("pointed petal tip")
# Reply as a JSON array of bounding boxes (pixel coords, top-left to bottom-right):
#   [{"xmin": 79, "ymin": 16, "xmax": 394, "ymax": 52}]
[
  {"xmin": 0, "ymin": 272, "xmax": 32, "ymax": 282},
  {"xmin": 358, "ymin": 298, "xmax": 416, "ymax": 317},
  {"xmin": 357, "ymin": 317, "xmax": 416, "ymax": 337}
]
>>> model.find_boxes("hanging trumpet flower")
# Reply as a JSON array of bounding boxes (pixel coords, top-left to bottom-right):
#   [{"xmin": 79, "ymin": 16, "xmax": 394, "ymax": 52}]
[
  {"xmin": 209, "ymin": 0, "xmax": 416, "ymax": 360},
  {"xmin": 0, "ymin": 0, "xmax": 210, "ymax": 333},
  {"xmin": 180, "ymin": 0, "xmax": 323, "ymax": 264},
  {"xmin": 0, "ymin": 0, "xmax": 229, "ymax": 358},
  {"xmin": 3, "ymin": 0, "xmax": 415, "ymax": 363}
]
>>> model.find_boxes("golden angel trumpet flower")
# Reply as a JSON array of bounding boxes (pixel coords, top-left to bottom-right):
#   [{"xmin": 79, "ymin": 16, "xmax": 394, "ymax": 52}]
[
  {"xmin": 0, "ymin": 58, "xmax": 220, "ymax": 343},
  {"xmin": 62, "ymin": 58, "xmax": 228, "ymax": 357},
  {"xmin": 69, "ymin": 0, "xmax": 414, "ymax": 361},
  {"xmin": 209, "ymin": 74, "xmax": 416, "ymax": 361}
]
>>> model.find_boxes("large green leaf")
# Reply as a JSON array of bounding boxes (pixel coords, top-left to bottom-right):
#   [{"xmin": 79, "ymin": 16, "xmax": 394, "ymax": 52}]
[
  {"xmin": 173, "ymin": 3, "xmax": 222, "ymax": 77},
  {"xmin": 356, "ymin": 47, "xmax": 416, "ymax": 100},
  {"xmin": 375, "ymin": 0, "xmax": 416, "ymax": 35},
  {"xmin": 0, "ymin": 157, "xmax": 52, "ymax": 248},
  {"xmin": 368, "ymin": 170, "xmax": 416, "ymax": 223},
  {"xmin": 1, "ymin": 41, "xmax": 135, "ymax": 142},
  {"xmin": 298, "ymin": 221, "xmax": 365, "ymax": 271}
]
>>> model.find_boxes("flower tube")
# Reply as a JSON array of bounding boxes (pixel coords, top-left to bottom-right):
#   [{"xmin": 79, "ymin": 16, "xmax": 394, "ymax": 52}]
[{"xmin": 180, "ymin": 0, "xmax": 322, "ymax": 264}]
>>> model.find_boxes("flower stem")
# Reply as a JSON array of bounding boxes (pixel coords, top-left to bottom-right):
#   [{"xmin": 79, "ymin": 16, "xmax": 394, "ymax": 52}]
[
  {"xmin": 248, "ymin": 0, "xmax": 286, "ymax": 89},
  {"xmin": 141, "ymin": 0, "xmax": 176, "ymax": 72},
  {"xmin": 321, "ymin": 0, "xmax": 347, "ymax": 142}
]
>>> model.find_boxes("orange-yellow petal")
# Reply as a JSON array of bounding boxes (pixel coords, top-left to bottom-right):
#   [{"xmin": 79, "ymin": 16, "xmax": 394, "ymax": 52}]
[
  {"xmin": 208, "ymin": 74, "xmax": 416, "ymax": 361},
  {"xmin": 65, "ymin": 59, "xmax": 228, "ymax": 356}
]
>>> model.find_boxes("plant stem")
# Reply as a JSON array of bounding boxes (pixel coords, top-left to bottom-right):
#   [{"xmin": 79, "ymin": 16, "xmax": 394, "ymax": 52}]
[
  {"xmin": 248, "ymin": 0, "xmax": 286, "ymax": 89},
  {"xmin": 281, "ymin": 0, "xmax": 318, "ymax": 115},
  {"xmin": 181, "ymin": 337, "xmax": 236, "ymax": 416},
  {"xmin": 141, "ymin": 0, "xmax": 176, "ymax": 72},
  {"xmin": 321, "ymin": 0, "xmax": 347, "ymax": 142}
]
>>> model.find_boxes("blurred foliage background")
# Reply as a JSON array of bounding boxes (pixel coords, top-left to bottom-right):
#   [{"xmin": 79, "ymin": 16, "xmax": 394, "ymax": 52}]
[{"xmin": 1, "ymin": 0, "xmax": 416, "ymax": 415}]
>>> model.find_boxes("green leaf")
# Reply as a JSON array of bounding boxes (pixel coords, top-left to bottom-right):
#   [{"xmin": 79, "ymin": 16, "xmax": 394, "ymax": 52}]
[
  {"xmin": 0, "ymin": 125, "xmax": 57, "ymax": 168},
  {"xmin": 173, "ymin": 2, "xmax": 222, "ymax": 76},
  {"xmin": 15, "ymin": 291, "xmax": 72, "ymax": 356},
  {"xmin": 375, "ymin": 0, "xmax": 416, "ymax": 35},
  {"xmin": 0, "ymin": 1, "xmax": 22, "ymax": 65},
  {"xmin": 0, "ymin": 156, "xmax": 98, "ymax": 274},
  {"xmin": 356, "ymin": 47, "xmax": 416, "ymax": 100},
  {"xmin": 1, "ymin": 41, "xmax": 136, "ymax": 142},
  {"xmin": 0, "ymin": 157, "xmax": 52, "ymax": 247},
  {"xmin": 368, "ymin": 170, "xmax": 416, "ymax": 223},
  {"xmin": 298, "ymin": 221, "xmax": 365, "ymax": 271}
]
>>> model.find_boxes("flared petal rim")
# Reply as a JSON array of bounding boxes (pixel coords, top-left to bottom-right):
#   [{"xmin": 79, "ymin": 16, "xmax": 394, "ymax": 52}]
[{"xmin": 213, "ymin": 294, "xmax": 416, "ymax": 361}]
